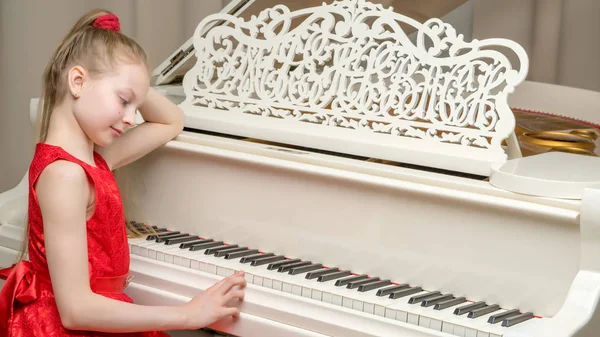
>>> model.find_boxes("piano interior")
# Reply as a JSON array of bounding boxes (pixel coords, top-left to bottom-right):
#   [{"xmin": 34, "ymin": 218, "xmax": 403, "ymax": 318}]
[{"xmin": 3, "ymin": 1, "xmax": 600, "ymax": 337}]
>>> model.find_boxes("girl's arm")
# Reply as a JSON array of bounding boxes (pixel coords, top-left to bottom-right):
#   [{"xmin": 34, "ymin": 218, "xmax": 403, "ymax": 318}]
[
  {"xmin": 37, "ymin": 161, "xmax": 246, "ymax": 332},
  {"xmin": 95, "ymin": 87, "xmax": 185, "ymax": 171}
]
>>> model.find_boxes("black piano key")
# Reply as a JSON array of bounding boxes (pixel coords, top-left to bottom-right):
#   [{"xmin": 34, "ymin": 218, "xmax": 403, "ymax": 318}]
[
  {"xmin": 468, "ymin": 304, "xmax": 500, "ymax": 318},
  {"xmin": 347, "ymin": 277, "xmax": 380, "ymax": 289},
  {"xmin": 376, "ymin": 284, "xmax": 409, "ymax": 297},
  {"xmin": 421, "ymin": 294, "xmax": 454, "ymax": 307},
  {"xmin": 317, "ymin": 270, "xmax": 351, "ymax": 282},
  {"xmin": 278, "ymin": 261, "xmax": 311, "ymax": 273},
  {"xmin": 389, "ymin": 287, "xmax": 423, "ymax": 299},
  {"xmin": 189, "ymin": 241, "xmax": 224, "ymax": 251},
  {"xmin": 215, "ymin": 247, "xmax": 248, "ymax": 257},
  {"xmin": 165, "ymin": 236, "xmax": 198, "ymax": 245},
  {"xmin": 434, "ymin": 297, "xmax": 466, "ymax": 310},
  {"xmin": 205, "ymin": 245, "xmax": 239, "ymax": 255},
  {"xmin": 156, "ymin": 233, "xmax": 189, "ymax": 243},
  {"xmin": 306, "ymin": 268, "xmax": 339, "ymax": 280},
  {"xmin": 211, "ymin": 245, "xmax": 243, "ymax": 255},
  {"xmin": 488, "ymin": 309, "xmax": 521, "ymax": 324},
  {"xmin": 147, "ymin": 231, "xmax": 180, "ymax": 241},
  {"xmin": 289, "ymin": 263, "xmax": 323, "ymax": 275},
  {"xmin": 180, "ymin": 239, "xmax": 213, "ymax": 249},
  {"xmin": 358, "ymin": 279, "xmax": 392, "ymax": 292},
  {"xmin": 251, "ymin": 255, "xmax": 286, "ymax": 266},
  {"xmin": 502, "ymin": 312, "xmax": 534, "ymax": 327},
  {"xmin": 408, "ymin": 291, "xmax": 441, "ymax": 304},
  {"xmin": 267, "ymin": 259, "xmax": 301, "ymax": 270},
  {"xmin": 335, "ymin": 274, "xmax": 368, "ymax": 287},
  {"xmin": 454, "ymin": 301, "xmax": 487, "ymax": 315},
  {"xmin": 240, "ymin": 253, "xmax": 275, "ymax": 263},
  {"xmin": 225, "ymin": 249, "xmax": 259, "ymax": 260}
]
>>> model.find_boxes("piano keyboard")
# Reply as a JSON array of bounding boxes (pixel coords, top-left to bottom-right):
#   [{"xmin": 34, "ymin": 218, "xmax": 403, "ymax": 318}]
[{"xmin": 128, "ymin": 222, "xmax": 538, "ymax": 337}]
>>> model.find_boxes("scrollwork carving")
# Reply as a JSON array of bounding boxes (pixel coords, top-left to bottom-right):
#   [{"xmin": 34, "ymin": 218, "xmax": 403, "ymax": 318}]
[{"xmin": 182, "ymin": 0, "xmax": 528, "ymax": 171}]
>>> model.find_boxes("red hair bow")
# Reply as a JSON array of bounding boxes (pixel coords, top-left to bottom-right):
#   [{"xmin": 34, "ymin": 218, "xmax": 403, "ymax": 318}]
[{"xmin": 93, "ymin": 13, "xmax": 120, "ymax": 32}]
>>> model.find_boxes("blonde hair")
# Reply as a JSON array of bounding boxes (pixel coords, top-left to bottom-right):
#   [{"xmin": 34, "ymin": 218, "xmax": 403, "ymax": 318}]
[
  {"xmin": 18, "ymin": 9, "xmax": 152, "ymax": 262},
  {"xmin": 38, "ymin": 8, "xmax": 148, "ymax": 142}
]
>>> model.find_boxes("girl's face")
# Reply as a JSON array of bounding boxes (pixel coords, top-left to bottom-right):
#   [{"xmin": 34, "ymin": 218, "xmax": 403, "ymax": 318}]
[{"xmin": 71, "ymin": 61, "xmax": 149, "ymax": 147}]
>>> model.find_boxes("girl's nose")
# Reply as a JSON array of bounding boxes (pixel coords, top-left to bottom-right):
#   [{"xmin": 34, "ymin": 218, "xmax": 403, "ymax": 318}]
[{"xmin": 122, "ymin": 108, "xmax": 136, "ymax": 127}]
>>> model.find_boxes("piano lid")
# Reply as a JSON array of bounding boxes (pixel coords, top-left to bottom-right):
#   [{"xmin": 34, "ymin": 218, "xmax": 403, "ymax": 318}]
[{"xmin": 154, "ymin": 0, "xmax": 529, "ymax": 177}]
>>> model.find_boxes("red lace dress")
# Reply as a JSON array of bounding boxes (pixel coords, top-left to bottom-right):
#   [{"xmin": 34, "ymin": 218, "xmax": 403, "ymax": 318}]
[{"xmin": 0, "ymin": 143, "xmax": 169, "ymax": 337}]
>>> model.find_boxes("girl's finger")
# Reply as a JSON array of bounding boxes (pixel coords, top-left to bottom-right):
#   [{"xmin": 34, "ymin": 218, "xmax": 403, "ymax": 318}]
[
  {"xmin": 219, "ymin": 307, "xmax": 240, "ymax": 318},
  {"xmin": 223, "ymin": 289, "xmax": 245, "ymax": 304},
  {"xmin": 218, "ymin": 275, "xmax": 247, "ymax": 295}
]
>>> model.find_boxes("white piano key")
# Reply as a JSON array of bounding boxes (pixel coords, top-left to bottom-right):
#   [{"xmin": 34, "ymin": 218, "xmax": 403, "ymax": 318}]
[
  {"xmin": 453, "ymin": 325, "xmax": 466, "ymax": 336},
  {"xmin": 282, "ymin": 281, "xmax": 293, "ymax": 293},
  {"xmin": 443, "ymin": 322, "xmax": 454, "ymax": 335},
  {"xmin": 407, "ymin": 312, "xmax": 419, "ymax": 326},
  {"xmin": 465, "ymin": 327, "xmax": 479, "ymax": 337},
  {"xmin": 217, "ymin": 265, "xmax": 234, "ymax": 277},
  {"xmin": 312, "ymin": 289, "xmax": 323, "ymax": 301},
  {"xmin": 244, "ymin": 272, "xmax": 254, "ymax": 283},
  {"xmin": 419, "ymin": 315, "xmax": 431, "ymax": 329},
  {"xmin": 352, "ymin": 298, "xmax": 364, "ymax": 311},
  {"xmin": 331, "ymin": 293, "xmax": 343, "ymax": 306},
  {"xmin": 430, "ymin": 318, "xmax": 443, "ymax": 331},
  {"xmin": 281, "ymin": 274, "xmax": 299, "ymax": 294},
  {"xmin": 292, "ymin": 284, "xmax": 303, "ymax": 297},
  {"xmin": 397, "ymin": 311, "xmax": 409, "ymax": 324},
  {"xmin": 363, "ymin": 301, "xmax": 375, "ymax": 315},
  {"xmin": 272, "ymin": 279, "xmax": 283, "ymax": 291},
  {"xmin": 342, "ymin": 296, "xmax": 353, "ymax": 309},
  {"xmin": 301, "ymin": 286, "xmax": 312, "ymax": 298}
]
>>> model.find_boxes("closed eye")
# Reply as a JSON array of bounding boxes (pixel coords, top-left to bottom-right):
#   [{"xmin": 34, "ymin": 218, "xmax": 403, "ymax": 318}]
[{"xmin": 120, "ymin": 97, "xmax": 129, "ymax": 106}]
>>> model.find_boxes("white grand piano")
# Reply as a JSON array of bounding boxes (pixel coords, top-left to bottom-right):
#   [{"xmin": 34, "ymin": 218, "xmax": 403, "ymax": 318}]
[{"xmin": 3, "ymin": 1, "xmax": 600, "ymax": 336}]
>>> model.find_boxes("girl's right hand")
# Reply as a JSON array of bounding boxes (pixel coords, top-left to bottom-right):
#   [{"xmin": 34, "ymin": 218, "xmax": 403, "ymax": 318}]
[{"xmin": 180, "ymin": 270, "xmax": 247, "ymax": 329}]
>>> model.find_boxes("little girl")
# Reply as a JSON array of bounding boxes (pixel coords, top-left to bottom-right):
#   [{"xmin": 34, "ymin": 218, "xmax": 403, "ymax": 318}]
[{"xmin": 0, "ymin": 9, "xmax": 246, "ymax": 336}]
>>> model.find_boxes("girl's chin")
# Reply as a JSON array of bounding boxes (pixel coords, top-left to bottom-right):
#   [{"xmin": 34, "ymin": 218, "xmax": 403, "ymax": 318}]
[{"xmin": 92, "ymin": 135, "xmax": 115, "ymax": 148}]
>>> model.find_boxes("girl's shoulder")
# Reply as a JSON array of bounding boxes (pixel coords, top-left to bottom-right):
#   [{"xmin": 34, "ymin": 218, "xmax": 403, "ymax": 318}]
[
  {"xmin": 32, "ymin": 142, "xmax": 110, "ymax": 172},
  {"xmin": 29, "ymin": 143, "xmax": 111, "ymax": 196}
]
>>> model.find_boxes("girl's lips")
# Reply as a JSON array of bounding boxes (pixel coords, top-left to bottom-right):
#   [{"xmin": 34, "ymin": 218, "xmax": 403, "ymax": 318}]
[{"xmin": 111, "ymin": 127, "xmax": 122, "ymax": 136}]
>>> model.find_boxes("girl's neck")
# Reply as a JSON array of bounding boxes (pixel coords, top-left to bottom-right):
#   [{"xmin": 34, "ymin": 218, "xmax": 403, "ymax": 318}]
[{"xmin": 44, "ymin": 103, "xmax": 96, "ymax": 166}]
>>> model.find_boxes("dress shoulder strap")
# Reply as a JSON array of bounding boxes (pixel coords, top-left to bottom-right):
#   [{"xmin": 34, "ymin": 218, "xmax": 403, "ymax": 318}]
[{"xmin": 29, "ymin": 143, "xmax": 106, "ymax": 187}]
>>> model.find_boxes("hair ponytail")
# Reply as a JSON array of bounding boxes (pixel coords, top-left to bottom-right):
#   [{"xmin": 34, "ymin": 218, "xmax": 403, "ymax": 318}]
[{"xmin": 38, "ymin": 8, "xmax": 148, "ymax": 142}]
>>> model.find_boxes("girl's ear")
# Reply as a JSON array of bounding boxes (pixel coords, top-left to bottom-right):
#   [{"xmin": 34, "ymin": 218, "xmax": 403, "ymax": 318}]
[{"xmin": 67, "ymin": 65, "xmax": 87, "ymax": 99}]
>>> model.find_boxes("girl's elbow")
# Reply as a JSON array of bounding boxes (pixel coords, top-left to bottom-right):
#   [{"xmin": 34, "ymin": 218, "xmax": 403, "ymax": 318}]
[
  {"xmin": 57, "ymin": 299, "xmax": 89, "ymax": 330},
  {"xmin": 174, "ymin": 107, "xmax": 185, "ymax": 130},
  {"xmin": 59, "ymin": 309, "xmax": 81, "ymax": 330},
  {"xmin": 171, "ymin": 108, "xmax": 185, "ymax": 136}
]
